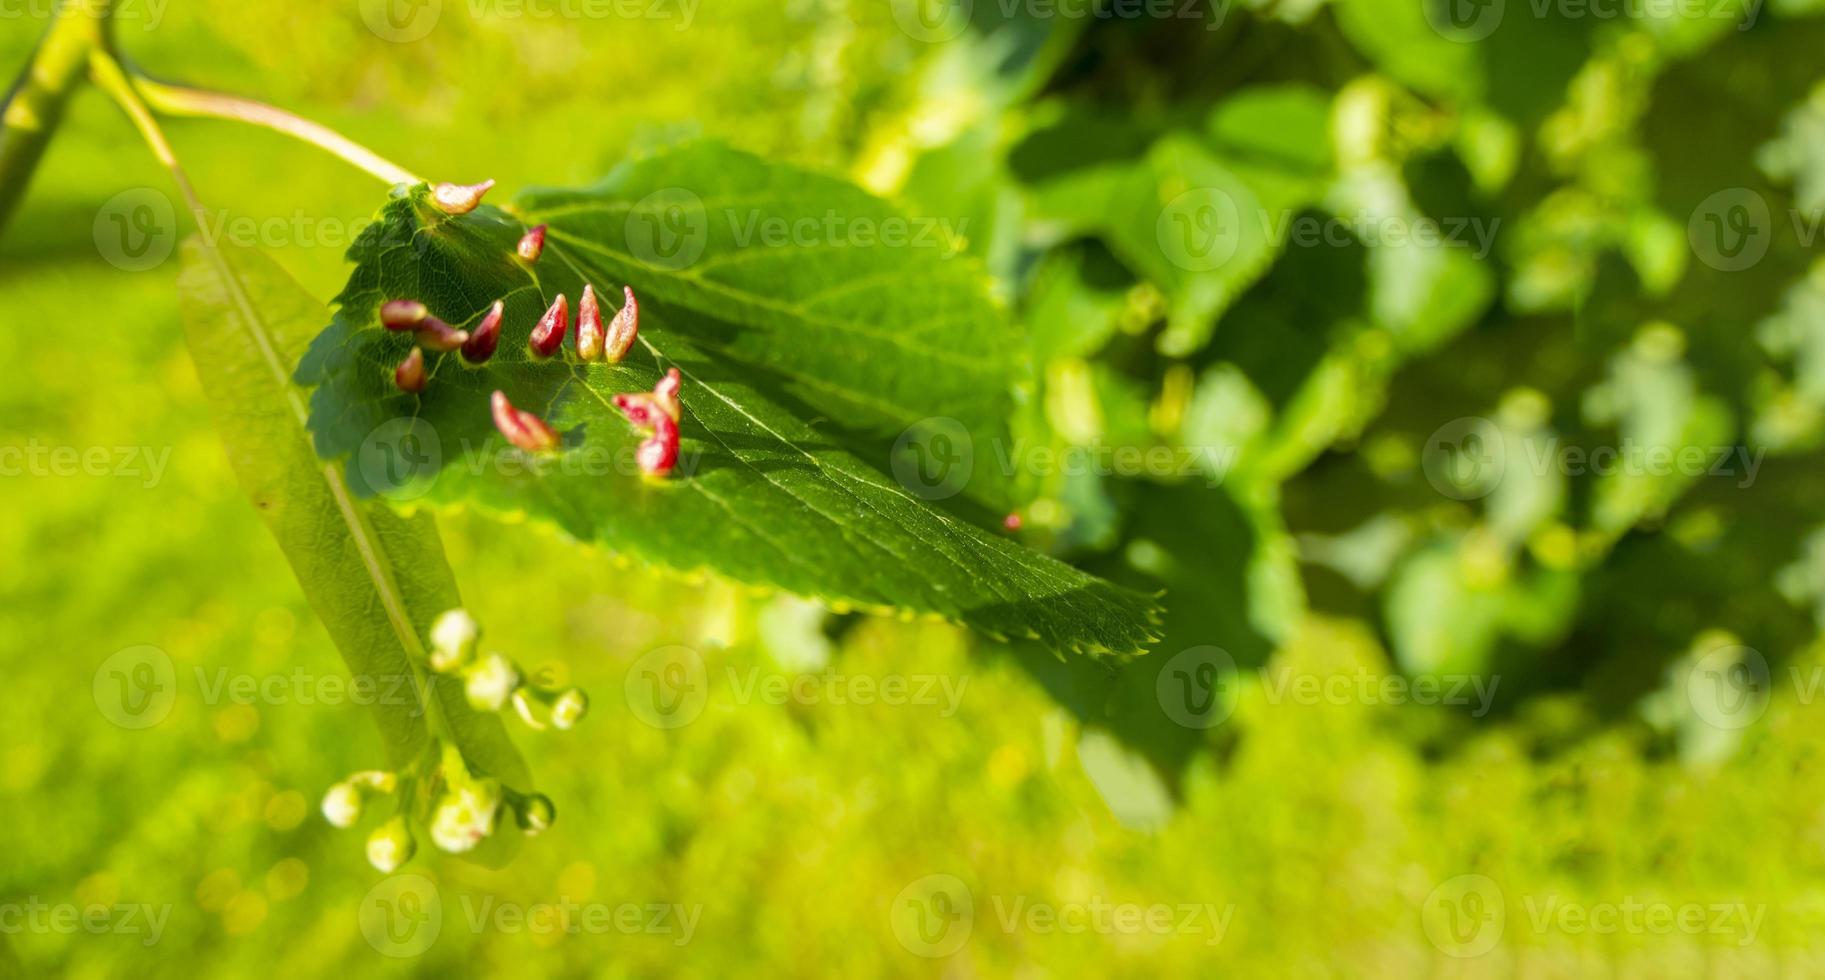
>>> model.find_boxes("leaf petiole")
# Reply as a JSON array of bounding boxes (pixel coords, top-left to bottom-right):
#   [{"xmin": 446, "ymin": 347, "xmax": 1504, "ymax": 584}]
[
  {"xmin": 85, "ymin": 47, "xmax": 205, "ymax": 216},
  {"xmin": 127, "ymin": 73, "xmax": 423, "ymax": 187}
]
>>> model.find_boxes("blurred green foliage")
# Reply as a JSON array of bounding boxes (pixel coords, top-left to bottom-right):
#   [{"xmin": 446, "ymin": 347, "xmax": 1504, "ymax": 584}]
[{"xmin": 4, "ymin": 0, "xmax": 1825, "ymax": 975}]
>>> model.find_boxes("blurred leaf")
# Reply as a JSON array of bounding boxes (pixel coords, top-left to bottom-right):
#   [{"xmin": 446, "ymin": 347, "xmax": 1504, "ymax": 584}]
[
  {"xmin": 1111, "ymin": 134, "xmax": 1312, "ymax": 356},
  {"xmin": 1384, "ymin": 535, "xmax": 1579, "ymax": 675},
  {"xmin": 1075, "ymin": 728, "xmax": 1175, "ymax": 830},
  {"xmin": 1203, "ymin": 84, "xmax": 1334, "ymax": 189},
  {"xmin": 1024, "ymin": 241, "xmax": 1135, "ymax": 362},
  {"xmin": 1008, "ymin": 480, "xmax": 1295, "ymax": 784},
  {"xmin": 176, "ymin": 238, "xmax": 531, "ymax": 859},
  {"xmin": 1760, "ymin": 84, "xmax": 1825, "ymax": 212},
  {"xmin": 1332, "ymin": 0, "xmax": 1590, "ymax": 126}
]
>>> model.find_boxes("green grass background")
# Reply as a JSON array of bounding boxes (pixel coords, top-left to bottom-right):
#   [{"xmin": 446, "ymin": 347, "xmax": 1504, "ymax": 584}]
[{"xmin": 3, "ymin": 2, "xmax": 1825, "ymax": 976}]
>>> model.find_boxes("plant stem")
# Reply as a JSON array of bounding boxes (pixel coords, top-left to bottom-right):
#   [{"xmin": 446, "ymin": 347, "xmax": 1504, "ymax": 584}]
[
  {"xmin": 0, "ymin": 0, "xmax": 112, "ymax": 235},
  {"xmin": 1, "ymin": 0, "xmax": 418, "ymax": 239},
  {"xmin": 130, "ymin": 75, "xmax": 423, "ymax": 187},
  {"xmin": 87, "ymin": 47, "xmax": 204, "ymax": 218}
]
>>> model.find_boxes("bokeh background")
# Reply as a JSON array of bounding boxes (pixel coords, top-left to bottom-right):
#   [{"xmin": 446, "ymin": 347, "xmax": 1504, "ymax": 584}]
[{"xmin": 4, "ymin": 0, "xmax": 1825, "ymax": 975}]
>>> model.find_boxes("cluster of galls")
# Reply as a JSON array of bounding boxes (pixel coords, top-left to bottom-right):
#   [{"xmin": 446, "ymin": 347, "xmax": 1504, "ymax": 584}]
[
  {"xmin": 380, "ymin": 180, "xmax": 680, "ymax": 478},
  {"xmin": 614, "ymin": 368, "xmax": 683, "ymax": 477},
  {"xmin": 321, "ymin": 607, "xmax": 585, "ymax": 872}
]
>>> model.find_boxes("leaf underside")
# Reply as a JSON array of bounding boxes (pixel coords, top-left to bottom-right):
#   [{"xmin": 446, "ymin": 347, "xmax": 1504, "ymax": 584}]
[{"xmin": 178, "ymin": 238, "xmax": 531, "ymax": 865}]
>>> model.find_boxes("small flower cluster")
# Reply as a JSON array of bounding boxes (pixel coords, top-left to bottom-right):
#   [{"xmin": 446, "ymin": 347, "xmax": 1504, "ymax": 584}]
[
  {"xmin": 427, "ymin": 609, "xmax": 588, "ymax": 731},
  {"xmin": 321, "ymin": 607, "xmax": 578, "ymax": 872},
  {"xmin": 380, "ymin": 179, "xmax": 679, "ymax": 477}
]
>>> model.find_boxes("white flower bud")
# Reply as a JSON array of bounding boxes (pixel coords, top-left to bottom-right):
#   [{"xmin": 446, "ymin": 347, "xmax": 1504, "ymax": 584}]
[
  {"xmin": 366, "ymin": 817, "xmax": 415, "ymax": 873},
  {"xmin": 515, "ymin": 793, "xmax": 556, "ymax": 835},
  {"xmin": 321, "ymin": 782, "xmax": 362, "ymax": 828},
  {"xmin": 347, "ymin": 769, "xmax": 398, "ymax": 793},
  {"xmin": 429, "ymin": 609, "xmax": 480, "ymax": 672},
  {"xmin": 429, "ymin": 783, "xmax": 502, "ymax": 854},
  {"xmin": 429, "ymin": 800, "xmax": 480, "ymax": 854},
  {"xmin": 465, "ymin": 653, "xmax": 519, "ymax": 712},
  {"xmin": 551, "ymin": 688, "xmax": 589, "ymax": 730}
]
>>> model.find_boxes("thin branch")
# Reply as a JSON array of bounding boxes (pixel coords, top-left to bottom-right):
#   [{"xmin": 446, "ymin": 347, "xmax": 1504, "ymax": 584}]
[
  {"xmin": 0, "ymin": 0, "xmax": 111, "ymax": 235},
  {"xmin": 130, "ymin": 74, "xmax": 423, "ymax": 187},
  {"xmin": 87, "ymin": 48, "xmax": 205, "ymax": 217}
]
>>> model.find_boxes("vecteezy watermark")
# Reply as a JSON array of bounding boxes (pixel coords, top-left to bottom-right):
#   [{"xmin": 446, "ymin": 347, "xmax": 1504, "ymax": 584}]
[
  {"xmin": 1423, "ymin": 875, "xmax": 1506, "ymax": 958},
  {"xmin": 1276, "ymin": 212, "xmax": 1501, "ymax": 261},
  {"xmin": 889, "ymin": 875, "xmax": 1233, "ymax": 958},
  {"xmin": 623, "ymin": 645, "xmax": 708, "ymax": 728},
  {"xmin": 1688, "ymin": 187, "xmax": 1822, "ymax": 272},
  {"xmin": 891, "ymin": 417, "xmax": 973, "ymax": 502},
  {"xmin": 454, "ymin": 439, "xmax": 707, "ymax": 482},
  {"xmin": 93, "ymin": 646, "xmax": 178, "ymax": 729},
  {"xmin": 1686, "ymin": 644, "xmax": 1769, "ymax": 731},
  {"xmin": 360, "ymin": 874, "xmax": 442, "ymax": 957},
  {"xmin": 360, "ymin": 0, "xmax": 697, "ymax": 42},
  {"xmin": 94, "ymin": 188, "xmax": 177, "ymax": 272},
  {"xmin": 94, "ymin": 191, "xmax": 431, "ymax": 271},
  {"xmin": 1420, "ymin": 416, "xmax": 1766, "ymax": 501},
  {"xmin": 992, "ymin": 438, "xmax": 1236, "ymax": 489},
  {"xmin": 357, "ymin": 415, "xmax": 718, "ymax": 501},
  {"xmin": 1679, "ymin": 645, "xmax": 1825, "ymax": 733},
  {"xmin": 1422, "ymin": 0, "xmax": 1760, "ymax": 43},
  {"xmin": 0, "ymin": 440, "xmax": 172, "ymax": 488},
  {"xmin": 888, "ymin": 419, "xmax": 1238, "ymax": 500},
  {"xmin": 459, "ymin": 897, "xmax": 701, "ymax": 944},
  {"xmin": 1421, "ymin": 873, "xmax": 1765, "ymax": 958},
  {"xmin": 1521, "ymin": 895, "xmax": 1765, "ymax": 946},
  {"xmin": 357, "ymin": 417, "xmax": 443, "ymax": 502},
  {"xmin": 192, "ymin": 667, "xmax": 431, "ymax": 713},
  {"xmin": 622, "ymin": 645, "xmax": 968, "ymax": 729},
  {"xmin": 726, "ymin": 210, "xmax": 966, "ymax": 252},
  {"xmin": 890, "ymin": 0, "xmax": 1227, "ymax": 43},
  {"xmin": 358, "ymin": 874, "xmax": 700, "ymax": 956},
  {"xmin": 891, "ymin": 875, "xmax": 974, "ymax": 957},
  {"xmin": 1158, "ymin": 187, "xmax": 1244, "ymax": 271},
  {"xmin": 0, "ymin": 898, "xmax": 171, "ymax": 947},
  {"xmin": 620, "ymin": 187, "xmax": 969, "ymax": 271},
  {"xmin": 624, "ymin": 188, "xmax": 710, "ymax": 270},
  {"xmin": 1421, "ymin": 416, "xmax": 1506, "ymax": 501},
  {"xmin": 93, "ymin": 644, "xmax": 435, "ymax": 730},
  {"xmin": 1155, "ymin": 189, "xmax": 1502, "ymax": 273},
  {"xmin": 190, "ymin": 208, "xmax": 383, "ymax": 252},
  {"xmin": 0, "ymin": 0, "xmax": 167, "ymax": 30},
  {"xmin": 1155, "ymin": 646, "xmax": 1499, "ymax": 729}
]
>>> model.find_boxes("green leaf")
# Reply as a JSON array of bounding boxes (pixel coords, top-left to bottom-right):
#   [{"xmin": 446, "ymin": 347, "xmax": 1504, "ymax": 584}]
[
  {"xmin": 177, "ymin": 237, "xmax": 532, "ymax": 861},
  {"xmin": 1203, "ymin": 84, "xmax": 1334, "ymax": 187},
  {"xmin": 298, "ymin": 142, "xmax": 1161, "ymax": 659},
  {"xmin": 530, "ymin": 140, "xmax": 1026, "ymax": 513},
  {"xmin": 1024, "ymin": 241, "xmax": 1137, "ymax": 362},
  {"xmin": 1025, "ymin": 116, "xmax": 1330, "ymax": 357},
  {"xmin": 1331, "ymin": 0, "xmax": 1591, "ymax": 127}
]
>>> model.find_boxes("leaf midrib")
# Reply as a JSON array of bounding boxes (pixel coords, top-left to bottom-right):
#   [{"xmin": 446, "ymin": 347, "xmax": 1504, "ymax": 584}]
[
  {"xmin": 541, "ymin": 239, "xmax": 1110, "ymax": 620},
  {"xmin": 197, "ymin": 239, "xmax": 437, "ymax": 690}
]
